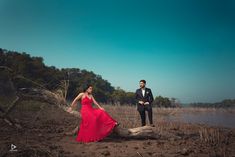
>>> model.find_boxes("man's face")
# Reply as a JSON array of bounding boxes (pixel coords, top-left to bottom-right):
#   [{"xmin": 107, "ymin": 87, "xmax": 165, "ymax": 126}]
[{"xmin": 139, "ymin": 82, "xmax": 145, "ymax": 88}]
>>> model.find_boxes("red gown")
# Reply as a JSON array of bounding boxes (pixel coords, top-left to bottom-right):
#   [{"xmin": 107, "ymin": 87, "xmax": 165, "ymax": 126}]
[{"xmin": 76, "ymin": 95, "xmax": 117, "ymax": 143}]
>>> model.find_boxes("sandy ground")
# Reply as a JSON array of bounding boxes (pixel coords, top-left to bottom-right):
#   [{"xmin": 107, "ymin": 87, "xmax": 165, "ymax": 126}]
[{"xmin": 0, "ymin": 101, "xmax": 235, "ymax": 157}]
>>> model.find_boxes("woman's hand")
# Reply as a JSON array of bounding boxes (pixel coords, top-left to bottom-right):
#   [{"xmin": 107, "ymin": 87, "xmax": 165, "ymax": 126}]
[
  {"xmin": 67, "ymin": 93, "xmax": 83, "ymax": 113},
  {"xmin": 99, "ymin": 107, "xmax": 105, "ymax": 111},
  {"xmin": 67, "ymin": 107, "xmax": 73, "ymax": 113}
]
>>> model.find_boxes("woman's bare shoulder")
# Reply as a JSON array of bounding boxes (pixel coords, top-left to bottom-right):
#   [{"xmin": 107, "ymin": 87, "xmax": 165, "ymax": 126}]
[
  {"xmin": 79, "ymin": 92, "xmax": 84, "ymax": 95},
  {"xmin": 78, "ymin": 92, "xmax": 84, "ymax": 97}
]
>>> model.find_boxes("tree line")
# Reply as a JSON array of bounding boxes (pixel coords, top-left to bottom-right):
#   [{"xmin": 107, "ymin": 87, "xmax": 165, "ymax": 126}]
[{"xmin": 189, "ymin": 99, "xmax": 235, "ymax": 108}]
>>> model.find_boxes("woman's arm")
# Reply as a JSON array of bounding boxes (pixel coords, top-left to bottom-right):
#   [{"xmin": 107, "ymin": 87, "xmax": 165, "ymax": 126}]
[
  {"xmin": 91, "ymin": 95, "xmax": 105, "ymax": 110},
  {"xmin": 67, "ymin": 93, "xmax": 83, "ymax": 112}
]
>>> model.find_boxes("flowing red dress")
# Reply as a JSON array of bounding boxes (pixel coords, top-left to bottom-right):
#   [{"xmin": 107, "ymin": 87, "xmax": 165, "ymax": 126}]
[{"xmin": 76, "ymin": 95, "xmax": 117, "ymax": 143}]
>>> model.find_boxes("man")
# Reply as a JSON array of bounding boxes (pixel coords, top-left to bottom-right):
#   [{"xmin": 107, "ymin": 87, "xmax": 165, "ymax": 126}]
[{"xmin": 135, "ymin": 80, "xmax": 154, "ymax": 127}]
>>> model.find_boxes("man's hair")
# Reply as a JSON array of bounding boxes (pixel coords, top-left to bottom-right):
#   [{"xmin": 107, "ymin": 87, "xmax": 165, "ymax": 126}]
[{"xmin": 139, "ymin": 80, "xmax": 146, "ymax": 84}]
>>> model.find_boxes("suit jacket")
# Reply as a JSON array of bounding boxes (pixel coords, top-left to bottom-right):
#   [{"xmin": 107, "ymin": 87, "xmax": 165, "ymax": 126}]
[{"xmin": 135, "ymin": 88, "xmax": 154, "ymax": 105}]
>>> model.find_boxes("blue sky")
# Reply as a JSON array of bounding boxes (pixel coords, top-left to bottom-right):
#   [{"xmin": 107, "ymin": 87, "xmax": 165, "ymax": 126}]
[{"xmin": 0, "ymin": 0, "xmax": 235, "ymax": 103}]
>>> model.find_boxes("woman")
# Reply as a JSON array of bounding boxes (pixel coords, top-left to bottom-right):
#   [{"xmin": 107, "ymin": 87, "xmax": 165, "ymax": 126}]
[{"xmin": 67, "ymin": 85, "xmax": 118, "ymax": 143}]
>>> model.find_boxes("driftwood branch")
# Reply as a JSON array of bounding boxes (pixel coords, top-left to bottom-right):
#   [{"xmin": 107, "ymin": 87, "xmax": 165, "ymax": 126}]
[
  {"xmin": 0, "ymin": 66, "xmax": 14, "ymax": 72},
  {"xmin": 0, "ymin": 101, "xmax": 22, "ymax": 129},
  {"xmin": 2, "ymin": 96, "xmax": 20, "ymax": 117},
  {"xmin": 17, "ymin": 88, "xmax": 67, "ymax": 106},
  {"xmin": 0, "ymin": 88, "xmax": 68, "ymax": 129},
  {"xmin": 113, "ymin": 125, "xmax": 159, "ymax": 139},
  {"xmin": 0, "ymin": 115, "xmax": 22, "ymax": 129}
]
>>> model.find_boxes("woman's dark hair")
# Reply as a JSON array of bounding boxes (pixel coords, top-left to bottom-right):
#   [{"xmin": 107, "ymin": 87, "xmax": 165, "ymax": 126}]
[
  {"xmin": 140, "ymin": 79, "xmax": 146, "ymax": 84},
  {"xmin": 83, "ymin": 84, "xmax": 92, "ymax": 92}
]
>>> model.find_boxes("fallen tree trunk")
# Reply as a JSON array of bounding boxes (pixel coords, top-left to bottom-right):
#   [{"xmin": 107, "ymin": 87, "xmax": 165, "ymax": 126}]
[
  {"xmin": 113, "ymin": 125, "xmax": 159, "ymax": 139},
  {"xmin": 62, "ymin": 106, "xmax": 159, "ymax": 139}
]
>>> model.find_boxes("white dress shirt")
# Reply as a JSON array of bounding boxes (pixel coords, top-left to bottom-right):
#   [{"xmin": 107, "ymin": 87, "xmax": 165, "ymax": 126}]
[{"xmin": 141, "ymin": 88, "xmax": 145, "ymax": 97}]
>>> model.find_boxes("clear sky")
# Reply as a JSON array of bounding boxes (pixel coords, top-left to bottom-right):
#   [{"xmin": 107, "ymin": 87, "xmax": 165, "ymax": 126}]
[{"xmin": 0, "ymin": 0, "xmax": 235, "ymax": 103}]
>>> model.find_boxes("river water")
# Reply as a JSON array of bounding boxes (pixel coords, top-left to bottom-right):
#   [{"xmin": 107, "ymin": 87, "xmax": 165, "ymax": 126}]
[{"xmin": 165, "ymin": 111, "xmax": 235, "ymax": 128}]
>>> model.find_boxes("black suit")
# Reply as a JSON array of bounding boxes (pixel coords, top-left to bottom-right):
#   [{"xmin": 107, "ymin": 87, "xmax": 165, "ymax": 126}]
[{"xmin": 135, "ymin": 88, "xmax": 154, "ymax": 126}]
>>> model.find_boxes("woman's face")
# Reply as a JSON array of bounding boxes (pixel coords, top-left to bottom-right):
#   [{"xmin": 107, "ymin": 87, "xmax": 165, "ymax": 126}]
[{"xmin": 86, "ymin": 86, "xmax": 93, "ymax": 94}]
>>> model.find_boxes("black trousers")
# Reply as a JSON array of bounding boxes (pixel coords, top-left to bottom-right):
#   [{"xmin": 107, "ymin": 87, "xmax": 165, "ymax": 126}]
[{"xmin": 137, "ymin": 104, "xmax": 153, "ymax": 126}]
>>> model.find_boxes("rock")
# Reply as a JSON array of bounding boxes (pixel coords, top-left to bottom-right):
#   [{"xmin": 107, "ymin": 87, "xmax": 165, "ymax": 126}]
[
  {"xmin": 97, "ymin": 145, "xmax": 108, "ymax": 149},
  {"xmin": 180, "ymin": 148, "xmax": 189, "ymax": 155},
  {"xmin": 49, "ymin": 145, "xmax": 58, "ymax": 150},
  {"xmin": 143, "ymin": 141, "xmax": 152, "ymax": 145},
  {"xmin": 169, "ymin": 137, "xmax": 176, "ymax": 142},
  {"xmin": 101, "ymin": 150, "xmax": 110, "ymax": 156},
  {"xmin": 134, "ymin": 146, "xmax": 139, "ymax": 149}
]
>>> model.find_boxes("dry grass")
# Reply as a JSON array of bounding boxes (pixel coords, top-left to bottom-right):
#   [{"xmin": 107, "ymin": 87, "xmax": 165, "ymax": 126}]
[
  {"xmin": 102, "ymin": 104, "xmax": 234, "ymax": 146},
  {"xmin": 198, "ymin": 126, "xmax": 230, "ymax": 146},
  {"xmin": 198, "ymin": 126, "xmax": 232, "ymax": 157},
  {"xmin": 102, "ymin": 104, "xmax": 235, "ymax": 127}
]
